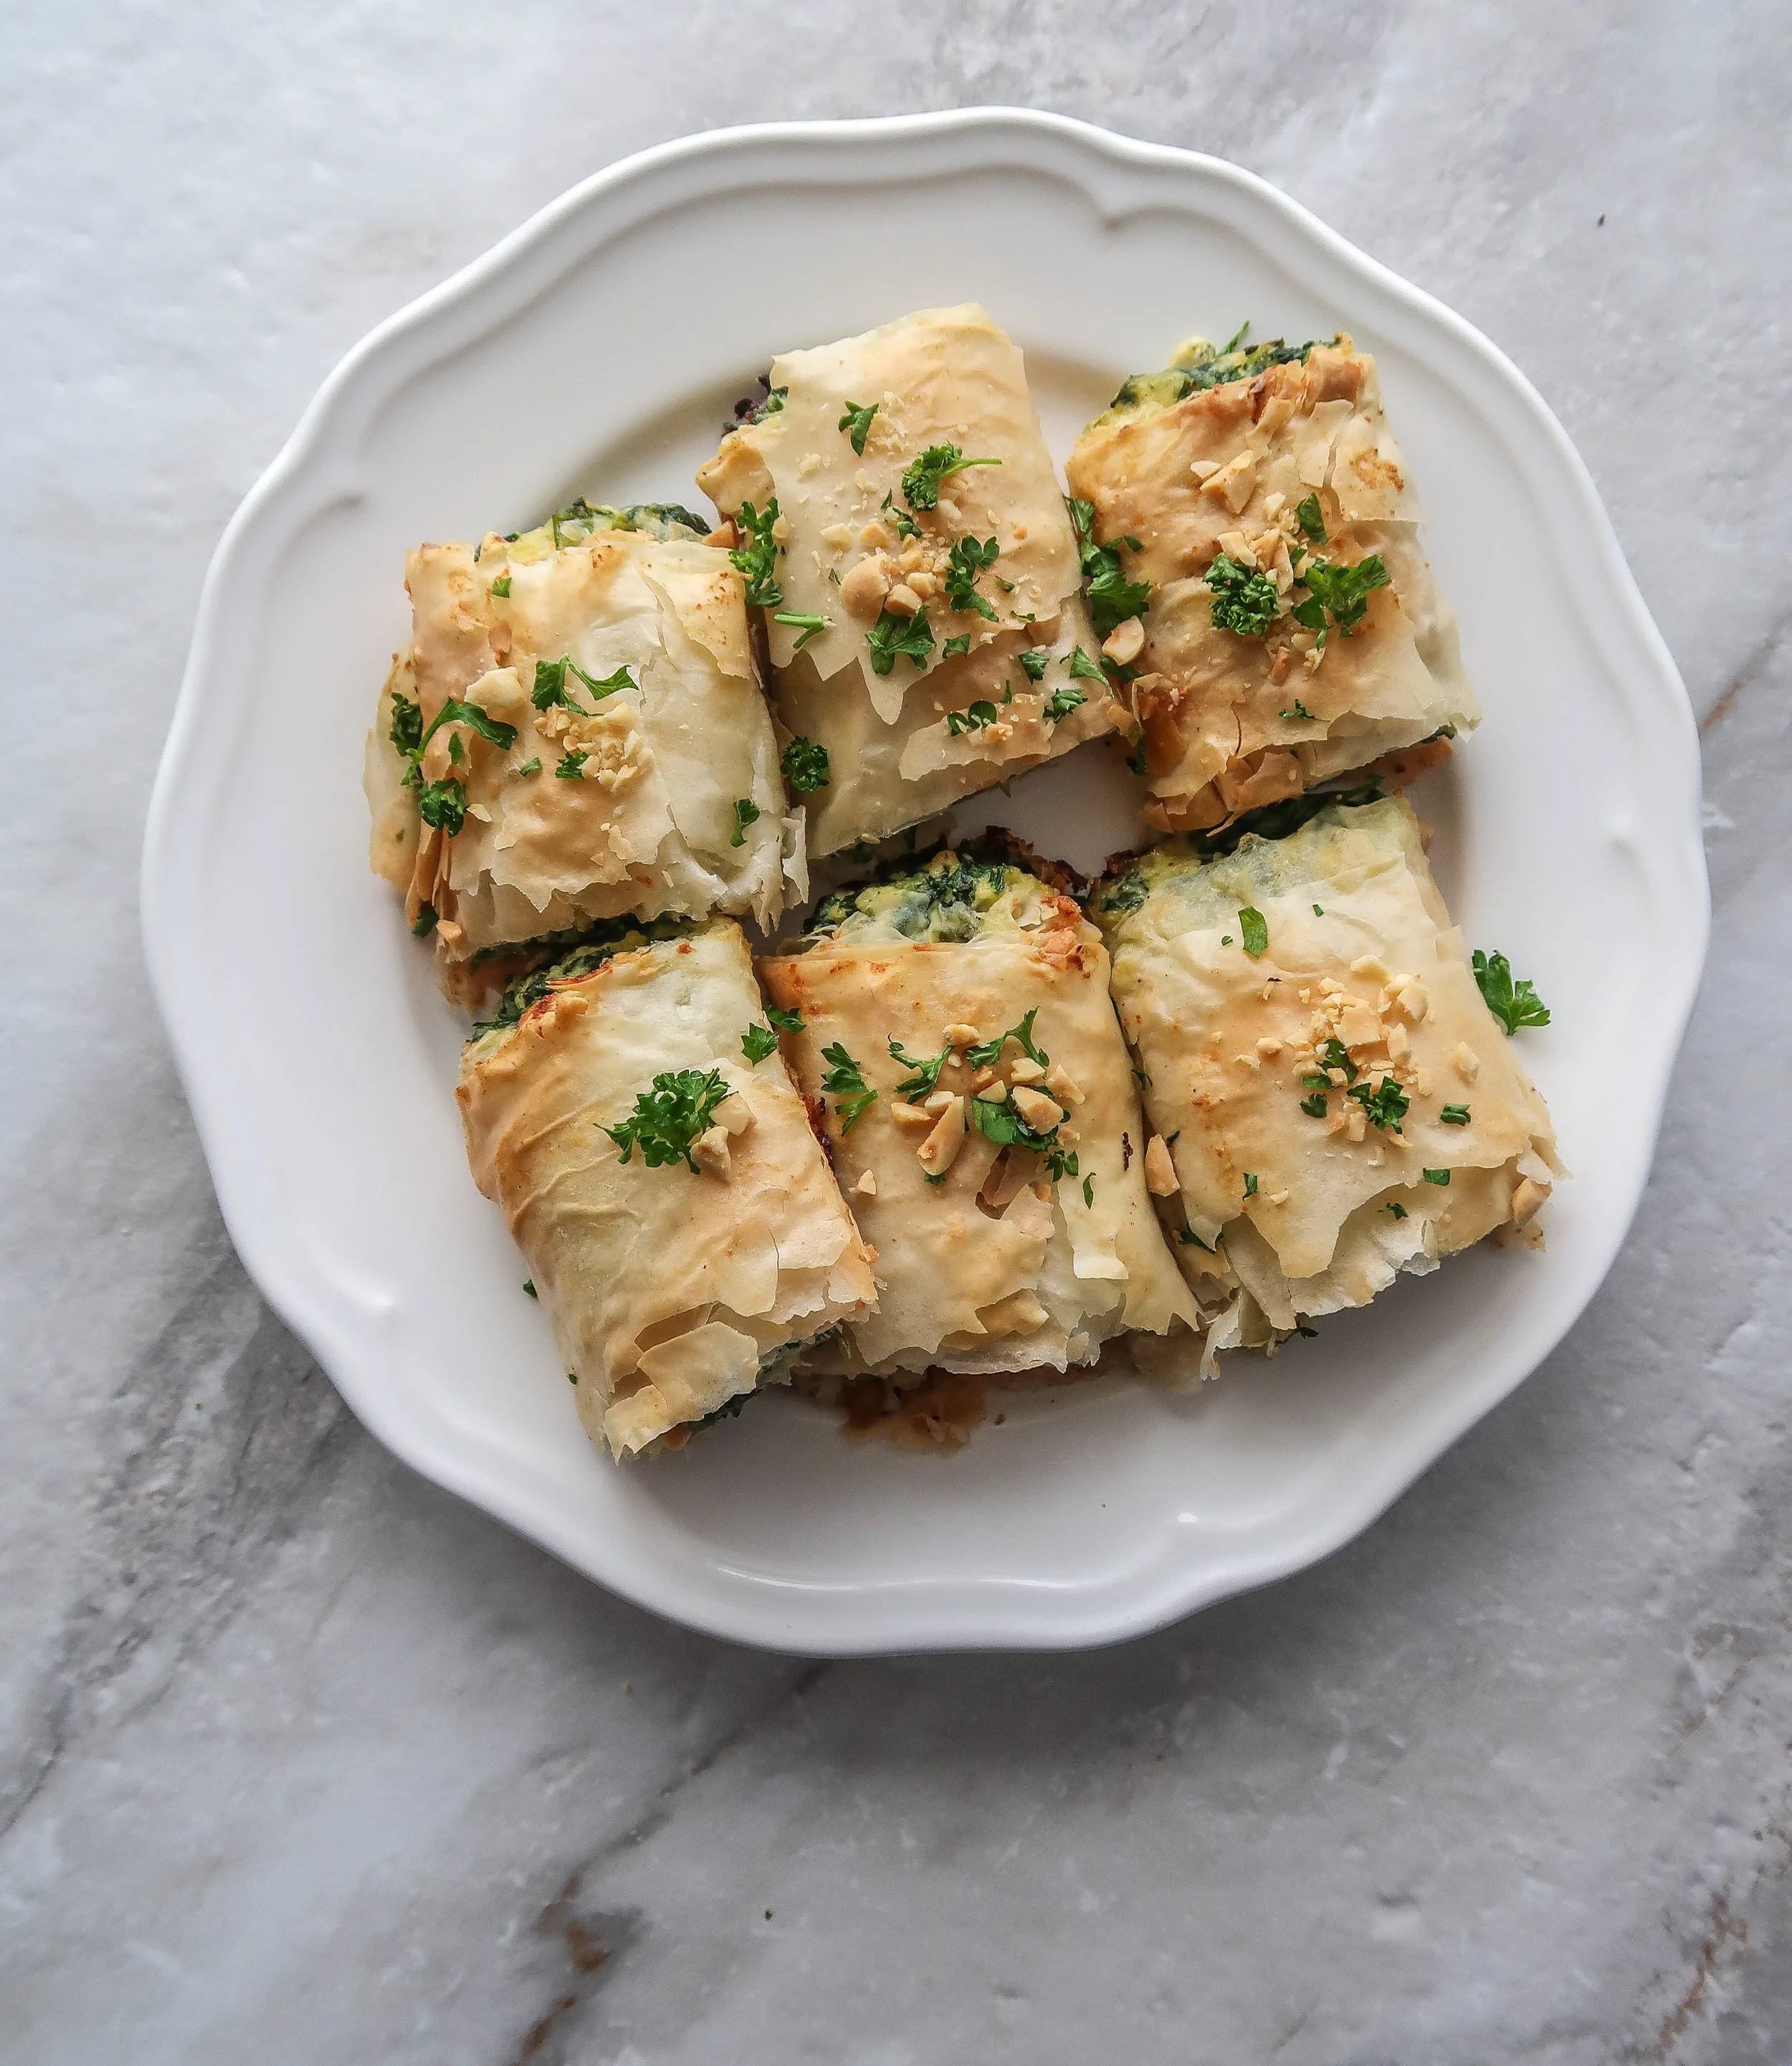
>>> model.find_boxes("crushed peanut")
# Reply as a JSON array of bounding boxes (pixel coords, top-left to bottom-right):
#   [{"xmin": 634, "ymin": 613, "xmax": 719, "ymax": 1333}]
[
  {"xmin": 1452, "ymin": 1042, "xmax": 1480, "ymax": 1082},
  {"xmin": 713, "ymin": 1092, "xmax": 753, "ymax": 1136},
  {"xmin": 692, "ymin": 1126, "xmax": 731, "ymax": 1176},
  {"xmin": 854, "ymin": 1169, "xmax": 877, "ymax": 1196},
  {"xmin": 1350, "ymin": 955, "xmax": 1389, "ymax": 982},
  {"xmin": 820, "ymin": 523, "xmax": 852, "ymax": 548},
  {"xmin": 1102, "ymin": 618, "xmax": 1145, "ymax": 666},
  {"xmin": 943, "ymin": 1022, "xmax": 981, "ymax": 1049},
  {"xmin": 1011, "ymin": 1086, "xmax": 1062, "ymax": 1130},
  {"xmin": 1143, "ymin": 1136, "xmax": 1179, "ymax": 1196},
  {"xmin": 1044, "ymin": 1065, "xmax": 1085, "ymax": 1107},
  {"xmin": 918, "ymin": 1098, "xmax": 966, "ymax": 1176},
  {"xmin": 1010, "ymin": 1057, "xmax": 1046, "ymax": 1083},
  {"xmin": 891, "ymin": 1102, "xmax": 934, "ymax": 1131}
]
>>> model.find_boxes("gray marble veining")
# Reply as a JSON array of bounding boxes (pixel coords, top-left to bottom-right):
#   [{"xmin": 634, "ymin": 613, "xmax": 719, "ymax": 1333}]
[{"xmin": 4, "ymin": 4, "xmax": 1790, "ymax": 2060}]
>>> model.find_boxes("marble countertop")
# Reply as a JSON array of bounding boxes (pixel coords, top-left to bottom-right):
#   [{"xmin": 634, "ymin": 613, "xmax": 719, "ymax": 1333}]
[{"xmin": 5, "ymin": 6, "xmax": 1789, "ymax": 2060}]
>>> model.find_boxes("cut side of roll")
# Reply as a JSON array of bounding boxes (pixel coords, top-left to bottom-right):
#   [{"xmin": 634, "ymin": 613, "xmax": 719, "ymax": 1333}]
[
  {"xmin": 365, "ymin": 501, "xmax": 802, "ymax": 1002},
  {"xmin": 1067, "ymin": 333, "xmax": 1479, "ymax": 834},
  {"xmin": 1092, "ymin": 795, "xmax": 1559, "ymax": 1348},
  {"xmin": 758, "ymin": 844, "xmax": 1201, "ymax": 1381},
  {"xmin": 457, "ymin": 918, "xmax": 876, "ymax": 1458},
  {"xmin": 695, "ymin": 305, "xmax": 1130, "ymax": 855}
]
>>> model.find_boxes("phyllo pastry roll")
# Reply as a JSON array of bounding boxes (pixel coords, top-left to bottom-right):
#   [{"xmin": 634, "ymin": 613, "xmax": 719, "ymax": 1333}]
[
  {"xmin": 695, "ymin": 305, "xmax": 1129, "ymax": 855},
  {"xmin": 365, "ymin": 500, "xmax": 801, "ymax": 1002},
  {"xmin": 1091, "ymin": 796, "xmax": 1559, "ymax": 1345},
  {"xmin": 1066, "ymin": 331, "xmax": 1479, "ymax": 834},
  {"xmin": 758, "ymin": 846, "xmax": 1199, "ymax": 1380},
  {"xmin": 457, "ymin": 918, "xmax": 876, "ymax": 1458}
]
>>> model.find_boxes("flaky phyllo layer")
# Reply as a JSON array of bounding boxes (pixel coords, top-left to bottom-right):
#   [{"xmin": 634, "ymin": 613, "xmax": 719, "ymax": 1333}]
[
  {"xmin": 1067, "ymin": 333, "xmax": 1479, "ymax": 834},
  {"xmin": 696, "ymin": 305, "xmax": 1129, "ymax": 855},
  {"xmin": 457, "ymin": 920, "xmax": 875, "ymax": 1457},
  {"xmin": 759, "ymin": 849, "xmax": 1200, "ymax": 1380},
  {"xmin": 1092, "ymin": 798, "xmax": 1560, "ymax": 1349},
  {"xmin": 365, "ymin": 506, "xmax": 802, "ymax": 998}
]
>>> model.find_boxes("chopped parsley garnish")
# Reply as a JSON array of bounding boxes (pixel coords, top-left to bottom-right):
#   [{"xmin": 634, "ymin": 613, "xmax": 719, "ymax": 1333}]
[
  {"xmin": 1067, "ymin": 497, "xmax": 1151, "ymax": 636},
  {"xmin": 866, "ymin": 606, "xmax": 935, "ymax": 675},
  {"xmin": 1299, "ymin": 1092, "xmax": 1328, "ymax": 1118},
  {"xmin": 1204, "ymin": 552, "xmax": 1280, "ymax": 637},
  {"xmin": 888, "ymin": 1038, "xmax": 951, "ymax": 1102},
  {"xmin": 901, "ymin": 442, "xmax": 1001, "ymax": 511},
  {"xmin": 880, "ymin": 490, "xmax": 920, "ymax": 542},
  {"xmin": 554, "ymin": 748, "xmax": 587, "ymax": 780},
  {"xmin": 837, "ymin": 400, "xmax": 878, "ymax": 454},
  {"xmin": 523, "ymin": 1278, "xmax": 537, "ymax": 1296},
  {"xmin": 1238, "ymin": 906, "xmax": 1268, "ymax": 958},
  {"xmin": 490, "ymin": 573, "xmax": 513, "ymax": 599},
  {"xmin": 1422, "ymin": 1168, "xmax": 1451, "ymax": 1186},
  {"xmin": 1348, "ymin": 1076, "xmax": 1410, "ymax": 1132},
  {"xmin": 1312, "ymin": 903, "xmax": 1324, "ymax": 916},
  {"xmin": 970, "ymin": 1094, "xmax": 1060, "ymax": 1158},
  {"xmin": 1043, "ymin": 683, "xmax": 1086, "ymax": 723},
  {"xmin": 417, "ymin": 779, "xmax": 468, "ymax": 833},
  {"xmin": 1383, "ymin": 1201, "xmax": 1409, "ymax": 1219},
  {"xmin": 943, "ymin": 533, "xmax": 1000, "ymax": 619},
  {"xmin": 531, "ymin": 657, "xmax": 633, "ymax": 713},
  {"xmin": 781, "ymin": 737, "xmax": 830, "ymax": 792},
  {"xmin": 392, "ymin": 696, "xmax": 518, "ymax": 822},
  {"xmin": 773, "ymin": 610, "xmax": 828, "ymax": 652},
  {"xmin": 1128, "ymin": 738, "xmax": 1148, "ymax": 776},
  {"xmin": 1243, "ymin": 1172, "xmax": 1259, "ymax": 1197},
  {"xmin": 766, "ymin": 1004, "xmax": 805, "ymax": 1033},
  {"xmin": 741, "ymin": 1023, "xmax": 780, "ymax": 1065},
  {"xmin": 730, "ymin": 498, "xmax": 783, "ymax": 609},
  {"xmin": 1440, "ymin": 1103, "xmax": 1472, "ymax": 1125},
  {"xmin": 1280, "ymin": 700, "xmax": 1315, "ymax": 720},
  {"xmin": 1295, "ymin": 494, "xmax": 1327, "ymax": 546},
  {"xmin": 730, "ymin": 797, "xmax": 761, "ymax": 847},
  {"xmin": 1292, "ymin": 555, "xmax": 1390, "ymax": 639},
  {"xmin": 1131, "ymin": 1065, "xmax": 1152, "ymax": 1089},
  {"xmin": 604, "ymin": 1067, "xmax": 731, "ymax": 1171},
  {"xmin": 819, "ymin": 1042, "xmax": 876, "ymax": 1131},
  {"xmin": 1083, "ymin": 1174, "xmax": 1095, "ymax": 1208},
  {"xmin": 1067, "ymin": 647, "xmax": 1107, "ymax": 682},
  {"xmin": 1317, "ymin": 1037, "xmax": 1358, "ymax": 1083},
  {"xmin": 515, "ymin": 757, "xmax": 541, "ymax": 777},
  {"xmin": 945, "ymin": 700, "xmax": 999, "ymax": 736},
  {"xmin": 967, "ymin": 1009, "xmax": 1049, "ymax": 1071},
  {"xmin": 411, "ymin": 903, "xmax": 438, "ymax": 937},
  {"xmin": 1472, "ymin": 948, "xmax": 1551, "ymax": 1034},
  {"xmin": 1017, "ymin": 648, "xmax": 1050, "ymax": 682},
  {"xmin": 942, "ymin": 634, "xmax": 971, "ymax": 657}
]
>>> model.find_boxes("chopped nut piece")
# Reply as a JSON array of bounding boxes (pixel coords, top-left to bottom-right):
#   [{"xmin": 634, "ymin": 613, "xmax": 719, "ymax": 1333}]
[
  {"xmin": 923, "ymin": 1089, "xmax": 957, "ymax": 1115},
  {"xmin": 1345, "ymin": 1106, "xmax": 1367, "ymax": 1143},
  {"xmin": 693, "ymin": 1126, "xmax": 731, "ymax": 1176},
  {"xmin": 839, "ymin": 555, "xmax": 891, "ymax": 620},
  {"xmin": 1235, "ymin": 1052, "xmax": 1261, "ymax": 1070},
  {"xmin": 943, "ymin": 1022, "xmax": 981, "ymax": 1049},
  {"xmin": 1256, "ymin": 1036, "xmax": 1284, "ymax": 1059},
  {"xmin": 884, "ymin": 583, "xmax": 923, "ymax": 618},
  {"xmin": 1512, "ymin": 1176, "xmax": 1550, "ymax": 1227},
  {"xmin": 1044, "ymin": 1065, "xmax": 1085, "ymax": 1107},
  {"xmin": 1010, "ymin": 1057, "xmax": 1046, "ymax": 1084},
  {"xmin": 1102, "ymin": 618, "xmax": 1145, "ymax": 666},
  {"xmin": 1011, "ymin": 1086, "xmax": 1062, "ymax": 1130},
  {"xmin": 820, "ymin": 523, "xmax": 852, "ymax": 548},
  {"xmin": 891, "ymin": 1101, "xmax": 934, "ymax": 1131},
  {"xmin": 854, "ymin": 1169, "xmax": 877, "ymax": 1197},
  {"xmin": 1453, "ymin": 1042, "xmax": 1480, "ymax": 1082},
  {"xmin": 899, "ymin": 539, "xmax": 925, "ymax": 573},
  {"xmin": 1338, "ymin": 1001, "xmax": 1383, "ymax": 1050},
  {"xmin": 907, "ymin": 570, "xmax": 938, "ymax": 601},
  {"xmin": 859, "ymin": 520, "xmax": 892, "ymax": 551},
  {"xmin": 1351, "ymin": 955, "xmax": 1390, "ymax": 982},
  {"xmin": 1143, "ymin": 1136, "xmax": 1178, "ymax": 1196},
  {"xmin": 1393, "ymin": 979, "xmax": 1430, "ymax": 1023},
  {"xmin": 1189, "ymin": 458, "xmax": 1222, "ymax": 481},
  {"xmin": 1268, "ymin": 1190, "xmax": 1290, "ymax": 1206},
  {"xmin": 918, "ymin": 1098, "xmax": 966, "ymax": 1176},
  {"xmin": 975, "ymin": 1081, "xmax": 1009, "ymax": 1103},
  {"xmin": 713, "ymin": 1092, "xmax": 753, "ymax": 1136},
  {"xmin": 971, "ymin": 1065, "xmax": 996, "ymax": 1091},
  {"xmin": 1386, "ymin": 1022, "xmax": 1411, "ymax": 1062}
]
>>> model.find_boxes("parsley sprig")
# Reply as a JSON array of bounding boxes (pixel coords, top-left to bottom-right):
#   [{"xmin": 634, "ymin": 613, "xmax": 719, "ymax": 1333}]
[
  {"xmin": 604, "ymin": 1068, "xmax": 730, "ymax": 1172},
  {"xmin": 945, "ymin": 700, "xmax": 1000, "ymax": 737},
  {"xmin": 943, "ymin": 534, "xmax": 1000, "ymax": 619},
  {"xmin": 888, "ymin": 1039, "xmax": 951, "ymax": 1103},
  {"xmin": 1473, "ymin": 949, "xmax": 1551, "ymax": 1034},
  {"xmin": 1204, "ymin": 552, "xmax": 1280, "ymax": 637},
  {"xmin": 741, "ymin": 1023, "xmax": 780, "ymax": 1065},
  {"xmin": 1067, "ymin": 498, "xmax": 1150, "ymax": 637},
  {"xmin": 781, "ymin": 738, "xmax": 830, "ymax": 792},
  {"xmin": 773, "ymin": 609, "xmax": 828, "ymax": 652},
  {"xmin": 730, "ymin": 498, "xmax": 783, "ymax": 609},
  {"xmin": 967, "ymin": 1009, "xmax": 1049, "ymax": 1072},
  {"xmin": 1348, "ymin": 1076, "xmax": 1410, "ymax": 1133},
  {"xmin": 837, "ymin": 400, "xmax": 878, "ymax": 454},
  {"xmin": 866, "ymin": 606, "xmax": 935, "ymax": 675},
  {"xmin": 1016, "ymin": 649, "xmax": 1050, "ymax": 682},
  {"xmin": 819, "ymin": 1042, "xmax": 877, "ymax": 1131},
  {"xmin": 1292, "ymin": 555, "xmax": 1391, "ymax": 639},
  {"xmin": 531, "ymin": 656, "xmax": 634, "ymax": 713},
  {"xmin": 730, "ymin": 797, "xmax": 761, "ymax": 847},
  {"xmin": 902, "ymin": 443, "xmax": 1001, "ymax": 511},
  {"xmin": 1043, "ymin": 683, "xmax": 1086, "ymax": 723},
  {"xmin": 389, "ymin": 691, "xmax": 519, "ymax": 837}
]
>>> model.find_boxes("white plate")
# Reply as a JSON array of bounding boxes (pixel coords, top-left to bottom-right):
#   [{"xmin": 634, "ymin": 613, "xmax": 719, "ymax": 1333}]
[{"xmin": 141, "ymin": 111, "xmax": 1707, "ymax": 1655}]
